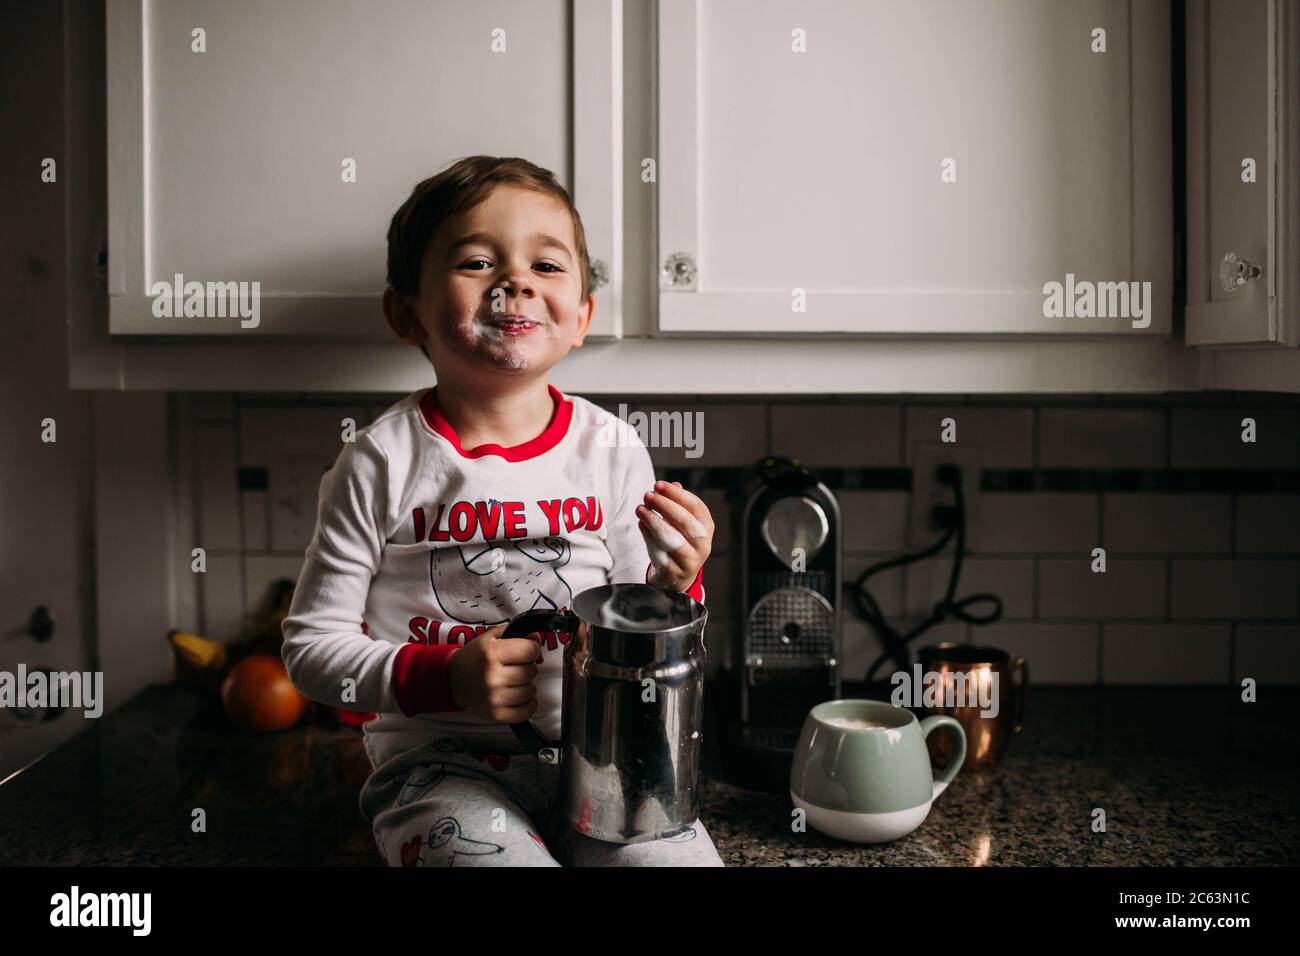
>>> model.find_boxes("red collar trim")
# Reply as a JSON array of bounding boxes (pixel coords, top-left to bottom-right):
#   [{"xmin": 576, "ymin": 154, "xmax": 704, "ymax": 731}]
[{"xmin": 419, "ymin": 384, "xmax": 573, "ymax": 462}]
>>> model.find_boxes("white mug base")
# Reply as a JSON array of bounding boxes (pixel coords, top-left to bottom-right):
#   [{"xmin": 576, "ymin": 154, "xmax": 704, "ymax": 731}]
[{"xmin": 790, "ymin": 790, "xmax": 933, "ymax": 844}]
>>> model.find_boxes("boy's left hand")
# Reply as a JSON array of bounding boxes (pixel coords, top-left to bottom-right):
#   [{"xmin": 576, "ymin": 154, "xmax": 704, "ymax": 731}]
[{"xmin": 636, "ymin": 480, "xmax": 714, "ymax": 591}]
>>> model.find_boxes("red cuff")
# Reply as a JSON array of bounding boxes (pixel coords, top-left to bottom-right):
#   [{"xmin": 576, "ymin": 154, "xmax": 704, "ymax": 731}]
[
  {"xmin": 643, "ymin": 562, "xmax": 706, "ymax": 603},
  {"xmin": 684, "ymin": 565, "xmax": 705, "ymax": 603},
  {"xmin": 392, "ymin": 643, "xmax": 465, "ymax": 716}
]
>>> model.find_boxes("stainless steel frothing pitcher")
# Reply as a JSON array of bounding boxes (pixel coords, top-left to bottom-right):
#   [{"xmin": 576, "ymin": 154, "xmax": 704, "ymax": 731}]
[{"xmin": 504, "ymin": 583, "xmax": 708, "ymax": 844}]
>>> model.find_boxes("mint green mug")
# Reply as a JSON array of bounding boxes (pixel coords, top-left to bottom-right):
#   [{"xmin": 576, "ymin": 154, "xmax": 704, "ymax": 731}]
[{"xmin": 789, "ymin": 699, "xmax": 966, "ymax": 843}]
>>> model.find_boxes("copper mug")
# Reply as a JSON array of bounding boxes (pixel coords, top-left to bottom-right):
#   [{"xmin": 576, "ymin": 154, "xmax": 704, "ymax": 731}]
[{"xmin": 915, "ymin": 644, "xmax": 1028, "ymax": 771}]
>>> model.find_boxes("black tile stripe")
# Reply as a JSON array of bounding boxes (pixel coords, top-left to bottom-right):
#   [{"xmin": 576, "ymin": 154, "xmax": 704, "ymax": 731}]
[{"xmin": 659, "ymin": 466, "xmax": 1300, "ymax": 494}]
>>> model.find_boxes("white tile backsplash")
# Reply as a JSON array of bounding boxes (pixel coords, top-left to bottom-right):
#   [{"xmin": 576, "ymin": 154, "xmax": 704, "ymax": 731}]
[
  {"xmin": 839, "ymin": 491, "xmax": 909, "ymax": 552},
  {"xmin": 1171, "ymin": 559, "xmax": 1299, "ymax": 620},
  {"xmin": 239, "ymin": 405, "xmax": 365, "ymax": 465},
  {"xmin": 244, "ymin": 554, "xmax": 306, "ymax": 618},
  {"xmin": 196, "ymin": 427, "xmax": 240, "ymax": 551},
  {"xmin": 200, "ymin": 554, "xmax": 244, "ymax": 642},
  {"xmin": 843, "ymin": 554, "xmax": 906, "ymax": 619},
  {"xmin": 1038, "ymin": 407, "xmax": 1167, "ymax": 468},
  {"xmin": 1102, "ymin": 494, "xmax": 1231, "ymax": 553},
  {"xmin": 632, "ymin": 401, "xmax": 764, "ymax": 467},
  {"xmin": 1235, "ymin": 495, "xmax": 1300, "ymax": 554},
  {"xmin": 241, "ymin": 489, "xmax": 269, "ymax": 552},
  {"xmin": 189, "ymin": 393, "xmax": 1298, "ymax": 687},
  {"xmin": 976, "ymin": 493, "xmax": 1098, "ymax": 553},
  {"xmin": 1170, "ymin": 408, "xmax": 1299, "ymax": 468},
  {"xmin": 1234, "ymin": 624, "xmax": 1300, "ymax": 685},
  {"xmin": 1102, "ymin": 624, "xmax": 1231, "ymax": 684},
  {"xmin": 903, "ymin": 405, "xmax": 1034, "ymax": 467},
  {"xmin": 269, "ymin": 457, "xmax": 328, "ymax": 553},
  {"xmin": 904, "ymin": 557, "xmax": 1035, "ymax": 619},
  {"xmin": 771, "ymin": 402, "xmax": 900, "ymax": 466},
  {"xmin": 1038, "ymin": 558, "xmax": 1167, "ymax": 619},
  {"xmin": 973, "ymin": 623, "xmax": 1100, "ymax": 684},
  {"xmin": 841, "ymin": 616, "xmax": 968, "ymax": 683}
]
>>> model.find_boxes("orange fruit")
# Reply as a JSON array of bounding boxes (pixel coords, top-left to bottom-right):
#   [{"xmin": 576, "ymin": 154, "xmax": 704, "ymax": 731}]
[{"xmin": 220, "ymin": 654, "xmax": 308, "ymax": 731}]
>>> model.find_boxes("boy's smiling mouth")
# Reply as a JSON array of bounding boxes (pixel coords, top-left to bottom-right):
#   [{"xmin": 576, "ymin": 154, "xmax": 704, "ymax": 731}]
[
  {"xmin": 485, "ymin": 313, "xmax": 542, "ymax": 336},
  {"xmin": 462, "ymin": 312, "xmax": 551, "ymax": 368}
]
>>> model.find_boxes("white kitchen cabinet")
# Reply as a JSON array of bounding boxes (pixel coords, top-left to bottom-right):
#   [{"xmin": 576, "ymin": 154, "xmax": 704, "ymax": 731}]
[
  {"xmin": 1186, "ymin": 0, "xmax": 1298, "ymax": 349},
  {"xmin": 67, "ymin": 0, "xmax": 1285, "ymax": 393},
  {"xmin": 104, "ymin": 0, "xmax": 624, "ymax": 339},
  {"xmin": 656, "ymin": 0, "xmax": 1172, "ymax": 336},
  {"xmin": 1184, "ymin": 0, "xmax": 1300, "ymax": 393}
]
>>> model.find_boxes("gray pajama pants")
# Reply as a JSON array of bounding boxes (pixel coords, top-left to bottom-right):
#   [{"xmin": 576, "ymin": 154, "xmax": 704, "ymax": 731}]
[{"xmin": 360, "ymin": 735, "xmax": 725, "ymax": 867}]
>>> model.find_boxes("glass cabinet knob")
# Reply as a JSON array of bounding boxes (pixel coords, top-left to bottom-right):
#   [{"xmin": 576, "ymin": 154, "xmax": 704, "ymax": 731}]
[
  {"xmin": 1220, "ymin": 252, "xmax": 1262, "ymax": 292},
  {"xmin": 662, "ymin": 252, "xmax": 697, "ymax": 289}
]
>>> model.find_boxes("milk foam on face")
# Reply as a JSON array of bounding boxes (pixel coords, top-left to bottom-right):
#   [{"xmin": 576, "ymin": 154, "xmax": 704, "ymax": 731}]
[
  {"xmin": 467, "ymin": 312, "xmax": 562, "ymax": 371},
  {"xmin": 472, "ymin": 316, "xmax": 506, "ymax": 342},
  {"xmin": 462, "ymin": 316, "xmax": 527, "ymax": 370}
]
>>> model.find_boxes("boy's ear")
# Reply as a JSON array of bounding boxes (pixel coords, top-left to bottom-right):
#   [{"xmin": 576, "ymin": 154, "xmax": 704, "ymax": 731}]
[
  {"xmin": 382, "ymin": 286, "xmax": 427, "ymax": 346},
  {"xmin": 570, "ymin": 293, "xmax": 596, "ymax": 348}
]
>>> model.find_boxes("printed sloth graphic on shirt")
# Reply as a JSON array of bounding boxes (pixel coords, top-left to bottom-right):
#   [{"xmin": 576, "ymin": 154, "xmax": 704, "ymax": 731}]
[
  {"xmin": 403, "ymin": 494, "xmax": 605, "ymax": 650},
  {"xmin": 431, "ymin": 534, "xmax": 574, "ymax": 624}
]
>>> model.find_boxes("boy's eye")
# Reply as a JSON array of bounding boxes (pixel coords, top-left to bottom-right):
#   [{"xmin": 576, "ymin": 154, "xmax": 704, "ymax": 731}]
[{"xmin": 458, "ymin": 259, "xmax": 563, "ymax": 274}]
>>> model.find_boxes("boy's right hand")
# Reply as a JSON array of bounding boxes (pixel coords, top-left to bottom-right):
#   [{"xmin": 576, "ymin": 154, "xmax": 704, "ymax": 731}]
[{"xmin": 446, "ymin": 622, "xmax": 542, "ymax": 723}]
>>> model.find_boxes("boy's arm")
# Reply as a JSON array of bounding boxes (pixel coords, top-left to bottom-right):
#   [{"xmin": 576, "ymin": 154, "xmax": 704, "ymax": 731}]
[
  {"xmin": 280, "ymin": 434, "xmax": 462, "ymax": 716},
  {"xmin": 606, "ymin": 440, "xmax": 705, "ymax": 604}
]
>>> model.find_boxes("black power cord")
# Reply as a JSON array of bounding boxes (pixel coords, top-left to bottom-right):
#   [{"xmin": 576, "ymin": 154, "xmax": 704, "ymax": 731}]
[{"xmin": 847, "ymin": 463, "xmax": 1004, "ymax": 683}]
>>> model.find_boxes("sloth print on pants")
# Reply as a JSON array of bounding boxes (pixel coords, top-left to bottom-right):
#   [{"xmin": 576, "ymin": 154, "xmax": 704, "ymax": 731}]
[{"xmin": 430, "ymin": 536, "xmax": 574, "ymax": 625}]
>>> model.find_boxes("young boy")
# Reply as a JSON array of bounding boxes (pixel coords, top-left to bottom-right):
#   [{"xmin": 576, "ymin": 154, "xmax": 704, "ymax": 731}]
[{"xmin": 281, "ymin": 156, "xmax": 724, "ymax": 866}]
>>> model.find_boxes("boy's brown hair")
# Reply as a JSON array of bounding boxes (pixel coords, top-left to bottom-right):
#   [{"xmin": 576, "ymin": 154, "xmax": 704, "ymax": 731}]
[{"xmin": 386, "ymin": 156, "xmax": 592, "ymax": 360}]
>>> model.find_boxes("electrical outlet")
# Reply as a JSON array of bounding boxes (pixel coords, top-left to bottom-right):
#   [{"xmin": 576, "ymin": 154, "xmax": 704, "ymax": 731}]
[{"xmin": 907, "ymin": 443, "xmax": 984, "ymax": 549}]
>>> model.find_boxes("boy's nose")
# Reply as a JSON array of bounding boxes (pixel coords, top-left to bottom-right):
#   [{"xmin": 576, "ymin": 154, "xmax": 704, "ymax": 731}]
[
  {"xmin": 497, "ymin": 270, "xmax": 534, "ymax": 288},
  {"xmin": 494, "ymin": 279, "xmax": 534, "ymax": 300}
]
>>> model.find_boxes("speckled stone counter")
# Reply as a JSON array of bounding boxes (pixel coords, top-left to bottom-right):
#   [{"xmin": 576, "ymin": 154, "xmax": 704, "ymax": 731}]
[
  {"xmin": 0, "ymin": 683, "xmax": 382, "ymax": 866},
  {"xmin": 1, "ymin": 682, "xmax": 1296, "ymax": 866},
  {"xmin": 701, "ymin": 685, "xmax": 1300, "ymax": 866}
]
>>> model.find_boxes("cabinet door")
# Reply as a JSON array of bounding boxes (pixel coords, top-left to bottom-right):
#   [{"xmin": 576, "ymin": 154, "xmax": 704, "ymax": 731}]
[
  {"xmin": 656, "ymin": 0, "xmax": 1171, "ymax": 336},
  {"xmin": 106, "ymin": 0, "xmax": 623, "ymax": 339},
  {"xmin": 1185, "ymin": 0, "xmax": 1299, "ymax": 349}
]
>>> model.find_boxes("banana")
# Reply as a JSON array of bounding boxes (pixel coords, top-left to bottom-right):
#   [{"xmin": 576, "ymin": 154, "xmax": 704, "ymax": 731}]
[{"xmin": 168, "ymin": 630, "xmax": 229, "ymax": 670}]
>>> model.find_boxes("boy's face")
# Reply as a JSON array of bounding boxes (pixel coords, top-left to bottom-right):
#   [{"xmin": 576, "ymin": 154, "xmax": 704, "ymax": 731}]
[{"xmin": 384, "ymin": 185, "xmax": 594, "ymax": 384}]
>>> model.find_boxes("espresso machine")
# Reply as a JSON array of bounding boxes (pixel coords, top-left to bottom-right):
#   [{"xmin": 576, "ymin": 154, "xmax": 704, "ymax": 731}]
[{"xmin": 717, "ymin": 457, "xmax": 842, "ymax": 792}]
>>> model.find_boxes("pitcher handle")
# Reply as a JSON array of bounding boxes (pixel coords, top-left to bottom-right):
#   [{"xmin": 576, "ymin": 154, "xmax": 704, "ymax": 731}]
[
  {"xmin": 1010, "ymin": 655, "xmax": 1029, "ymax": 735},
  {"xmin": 503, "ymin": 608, "xmax": 577, "ymax": 763},
  {"xmin": 919, "ymin": 715, "xmax": 966, "ymax": 800}
]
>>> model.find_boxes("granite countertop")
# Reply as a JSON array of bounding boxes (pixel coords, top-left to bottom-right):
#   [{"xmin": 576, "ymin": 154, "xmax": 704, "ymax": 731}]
[
  {"xmin": 705, "ymin": 685, "xmax": 1300, "ymax": 866},
  {"xmin": 1, "ymin": 681, "xmax": 1297, "ymax": 866}
]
